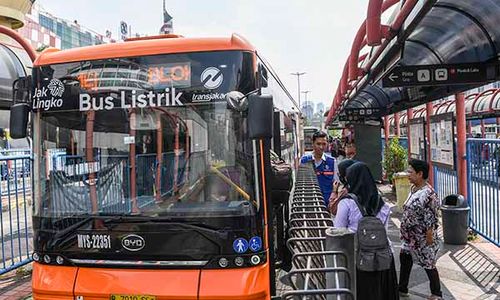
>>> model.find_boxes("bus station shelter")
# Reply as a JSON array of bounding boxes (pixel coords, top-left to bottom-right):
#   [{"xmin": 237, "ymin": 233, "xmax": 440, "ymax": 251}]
[{"xmin": 326, "ymin": 0, "xmax": 500, "ymax": 246}]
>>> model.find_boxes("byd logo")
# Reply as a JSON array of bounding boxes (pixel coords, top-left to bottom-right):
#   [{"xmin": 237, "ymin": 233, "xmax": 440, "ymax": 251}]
[{"xmin": 121, "ymin": 234, "xmax": 145, "ymax": 251}]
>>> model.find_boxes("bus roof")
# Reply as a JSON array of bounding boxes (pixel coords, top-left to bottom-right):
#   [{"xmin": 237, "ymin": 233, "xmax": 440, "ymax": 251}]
[{"xmin": 34, "ymin": 34, "xmax": 256, "ymax": 67}]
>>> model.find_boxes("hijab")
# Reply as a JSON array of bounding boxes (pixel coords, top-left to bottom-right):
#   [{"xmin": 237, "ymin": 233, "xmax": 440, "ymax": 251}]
[
  {"xmin": 338, "ymin": 159, "xmax": 356, "ymax": 185},
  {"xmin": 345, "ymin": 162, "xmax": 384, "ymax": 216}
]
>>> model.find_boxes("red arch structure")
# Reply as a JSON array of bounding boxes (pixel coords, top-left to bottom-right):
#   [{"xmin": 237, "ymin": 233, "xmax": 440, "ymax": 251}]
[
  {"xmin": 328, "ymin": 0, "xmax": 418, "ymax": 123},
  {"xmin": 0, "ymin": 25, "xmax": 37, "ymax": 62}
]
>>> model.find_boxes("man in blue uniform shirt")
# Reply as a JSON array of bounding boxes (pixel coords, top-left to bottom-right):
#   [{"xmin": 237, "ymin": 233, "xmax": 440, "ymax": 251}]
[{"xmin": 300, "ymin": 131, "xmax": 339, "ymax": 206}]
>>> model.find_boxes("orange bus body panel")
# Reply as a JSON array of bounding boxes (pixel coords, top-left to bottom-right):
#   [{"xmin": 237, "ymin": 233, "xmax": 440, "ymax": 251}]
[
  {"xmin": 34, "ymin": 35, "xmax": 256, "ymax": 67},
  {"xmin": 198, "ymin": 263, "xmax": 270, "ymax": 300},
  {"xmin": 73, "ymin": 267, "xmax": 200, "ymax": 300},
  {"xmin": 32, "ymin": 263, "xmax": 77, "ymax": 300}
]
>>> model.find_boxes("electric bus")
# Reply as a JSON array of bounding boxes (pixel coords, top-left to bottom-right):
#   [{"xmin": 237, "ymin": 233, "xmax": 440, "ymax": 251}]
[{"xmin": 10, "ymin": 33, "xmax": 300, "ymax": 300}]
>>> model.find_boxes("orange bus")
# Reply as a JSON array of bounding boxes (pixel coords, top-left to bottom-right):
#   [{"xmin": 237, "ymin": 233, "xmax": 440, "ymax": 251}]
[{"xmin": 10, "ymin": 33, "xmax": 300, "ymax": 299}]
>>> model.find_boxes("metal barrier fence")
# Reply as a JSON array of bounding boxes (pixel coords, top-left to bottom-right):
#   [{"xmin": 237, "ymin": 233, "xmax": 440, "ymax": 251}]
[
  {"xmin": 281, "ymin": 164, "xmax": 355, "ymax": 300},
  {"xmin": 433, "ymin": 165, "xmax": 458, "ymax": 202},
  {"xmin": 0, "ymin": 153, "xmax": 33, "ymax": 275},
  {"xmin": 467, "ymin": 139, "xmax": 500, "ymax": 246}
]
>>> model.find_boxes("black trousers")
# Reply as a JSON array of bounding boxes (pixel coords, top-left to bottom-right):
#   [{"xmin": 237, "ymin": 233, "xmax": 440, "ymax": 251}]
[
  {"xmin": 356, "ymin": 256, "xmax": 399, "ymax": 300},
  {"xmin": 399, "ymin": 251, "xmax": 442, "ymax": 297}
]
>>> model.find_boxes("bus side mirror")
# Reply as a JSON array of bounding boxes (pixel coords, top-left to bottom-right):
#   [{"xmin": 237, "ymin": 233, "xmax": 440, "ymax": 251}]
[
  {"xmin": 258, "ymin": 64, "xmax": 268, "ymax": 88},
  {"xmin": 248, "ymin": 94, "xmax": 273, "ymax": 139},
  {"xmin": 9, "ymin": 103, "xmax": 30, "ymax": 139}
]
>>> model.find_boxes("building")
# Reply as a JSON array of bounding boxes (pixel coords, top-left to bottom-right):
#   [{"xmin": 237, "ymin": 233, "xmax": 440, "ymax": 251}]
[
  {"xmin": 316, "ymin": 102, "xmax": 325, "ymax": 114},
  {"xmin": 159, "ymin": 0, "xmax": 174, "ymax": 34},
  {"xmin": 301, "ymin": 101, "xmax": 314, "ymax": 122},
  {"xmin": 0, "ymin": 0, "xmax": 33, "ymax": 30},
  {"xmin": 17, "ymin": 3, "xmax": 105, "ymax": 50}
]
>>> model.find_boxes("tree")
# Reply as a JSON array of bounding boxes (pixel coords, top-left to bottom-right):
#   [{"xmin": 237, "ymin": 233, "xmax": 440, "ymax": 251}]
[
  {"xmin": 383, "ymin": 137, "xmax": 407, "ymax": 183},
  {"xmin": 36, "ymin": 44, "xmax": 49, "ymax": 52}
]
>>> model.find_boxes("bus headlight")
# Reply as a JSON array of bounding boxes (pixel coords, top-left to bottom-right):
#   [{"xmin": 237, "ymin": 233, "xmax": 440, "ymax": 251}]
[
  {"xmin": 56, "ymin": 256, "xmax": 64, "ymax": 265},
  {"xmin": 250, "ymin": 255, "xmax": 261, "ymax": 265},
  {"xmin": 32, "ymin": 252, "xmax": 40, "ymax": 262},
  {"xmin": 218, "ymin": 257, "xmax": 229, "ymax": 268},
  {"xmin": 234, "ymin": 257, "xmax": 244, "ymax": 267},
  {"xmin": 43, "ymin": 255, "xmax": 51, "ymax": 264}
]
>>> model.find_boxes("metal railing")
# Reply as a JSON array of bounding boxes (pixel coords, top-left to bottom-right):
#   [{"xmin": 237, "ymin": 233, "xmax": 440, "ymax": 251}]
[
  {"xmin": 467, "ymin": 139, "xmax": 500, "ymax": 246},
  {"xmin": 0, "ymin": 154, "xmax": 33, "ymax": 275},
  {"xmin": 281, "ymin": 164, "xmax": 355, "ymax": 300},
  {"xmin": 433, "ymin": 165, "xmax": 458, "ymax": 202}
]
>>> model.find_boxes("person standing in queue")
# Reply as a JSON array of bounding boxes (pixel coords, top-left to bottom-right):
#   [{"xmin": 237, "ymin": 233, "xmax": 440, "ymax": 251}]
[
  {"xmin": 300, "ymin": 130, "xmax": 339, "ymax": 206},
  {"xmin": 399, "ymin": 159, "xmax": 442, "ymax": 299},
  {"xmin": 328, "ymin": 159, "xmax": 356, "ymax": 216},
  {"xmin": 334, "ymin": 162, "xmax": 399, "ymax": 299},
  {"xmin": 345, "ymin": 142, "xmax": 357, "ymax": 160}
]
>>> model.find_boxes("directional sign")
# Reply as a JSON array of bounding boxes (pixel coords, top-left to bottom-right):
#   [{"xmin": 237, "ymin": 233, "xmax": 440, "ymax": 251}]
[
  {"xmin": 339, "ymin": 114, "xmax": 372, "ymax": 122},
  {"xmin": 344, "ymin": 107, "xmax": 382, "ymax": 116},
  {"xmin": 382, "ymin": 63, "xmax": 496, "ymax": 88}
]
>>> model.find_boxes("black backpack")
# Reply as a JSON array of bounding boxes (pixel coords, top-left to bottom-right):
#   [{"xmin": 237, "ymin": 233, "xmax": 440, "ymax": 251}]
[{"xmin": 348, "ymin": 193, "xmax": 392, "ymax": 272}]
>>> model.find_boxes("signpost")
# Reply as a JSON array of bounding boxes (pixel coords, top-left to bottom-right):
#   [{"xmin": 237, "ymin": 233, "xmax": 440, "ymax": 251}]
[{"xmin": 382, "ymin": 62, "xmax": 497, "ymax": 88}]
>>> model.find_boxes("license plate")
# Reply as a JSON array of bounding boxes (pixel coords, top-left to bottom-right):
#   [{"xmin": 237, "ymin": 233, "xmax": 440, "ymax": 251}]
[
  {"xmin": 110, "ymin": 295, "xmax": 156, "ymax": 300},
  {"xmin": 77, "ymin": 234, "xmax": 112, "ymax": 249}
]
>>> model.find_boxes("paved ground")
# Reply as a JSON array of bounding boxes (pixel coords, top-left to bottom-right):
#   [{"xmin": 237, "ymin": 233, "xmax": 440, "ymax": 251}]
[
  {"xmin": 381, "ymin": 185, "xmax": 499, "ymax": 300},
  {"xmin": 0, "ymin": 264, "xmax": 32, "ymax": 300},
  {"xmin": 1, "ymin": 185, "xmax": 498, "ymax": 299}
]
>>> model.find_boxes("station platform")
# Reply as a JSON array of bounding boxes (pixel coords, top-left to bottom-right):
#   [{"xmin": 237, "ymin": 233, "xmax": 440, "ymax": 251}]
[
  {"xmin": 1, "ymin": 184, "xmax": 498, "ymax": 300},
  {"xmin": 378, "ymin": 185, "xmax": 500, "ymax": 300}
]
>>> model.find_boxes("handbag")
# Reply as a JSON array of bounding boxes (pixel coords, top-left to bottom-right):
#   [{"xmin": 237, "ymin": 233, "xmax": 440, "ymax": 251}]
[{"xmin": 270, "ymin": 157, "xmax": 292, "ymax": 191}]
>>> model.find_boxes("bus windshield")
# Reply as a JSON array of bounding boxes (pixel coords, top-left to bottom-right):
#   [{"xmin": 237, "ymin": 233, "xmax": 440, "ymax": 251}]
[{"xmin": 32, "ymin": 50, "xmax": 258, "ymax": 223}]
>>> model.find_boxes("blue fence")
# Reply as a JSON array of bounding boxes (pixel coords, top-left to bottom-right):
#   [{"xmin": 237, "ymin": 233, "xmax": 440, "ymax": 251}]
[
  {"xmin": 467, "ymin": 139, "xmax": 500, "ymax": 246},
  {"xmin": 0, "ymin": 153, "xmax": 33, "ymax": 275},
  {"xmin": 433, "ymin": 166, "xmax": 458, "ymax": 202},
  {"xmin": 381, "ymin": 136, "xmax": 499, "ymax": 246}
]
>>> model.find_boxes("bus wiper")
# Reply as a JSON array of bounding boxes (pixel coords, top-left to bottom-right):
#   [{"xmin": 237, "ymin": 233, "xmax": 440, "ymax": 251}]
[
  {"xmin": 53, "ymin": 213, "xmax": 130, "ymax": 236},
  {"xmin": 104, "ymin": 216, "xmax": 228, "ymax": 243},
  {"xmin": 105, "ymin": 216, "xmax": 222, "ymax": 232},
  {"xmin": 156, "ymin": 221, "xmax": 229, "ymax": 247},
  {"xmin": 52, "ymin": 215, "xmax": 95, "ymax": 238}
]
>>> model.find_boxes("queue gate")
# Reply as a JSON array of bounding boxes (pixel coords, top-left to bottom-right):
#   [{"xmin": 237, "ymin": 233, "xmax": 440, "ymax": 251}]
[{"xmin": 281, "ymin": 164, "xmax": 356, "ymax": 299}]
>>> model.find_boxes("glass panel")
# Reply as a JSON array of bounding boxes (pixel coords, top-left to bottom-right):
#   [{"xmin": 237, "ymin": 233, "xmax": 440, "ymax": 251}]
[{"xmin": 32, "ymin": 51, "xmax": 258, "ymax": 222}]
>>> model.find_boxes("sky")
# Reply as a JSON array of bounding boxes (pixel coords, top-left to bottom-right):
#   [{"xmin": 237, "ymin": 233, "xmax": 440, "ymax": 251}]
[{"xmin": 37, "ymin": 0, "xmax": 378, "ymax": 110}]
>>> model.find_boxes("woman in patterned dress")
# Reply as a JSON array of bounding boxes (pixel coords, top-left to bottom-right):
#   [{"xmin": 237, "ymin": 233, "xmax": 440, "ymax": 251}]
[{"xmin": 399, "ymin": 159, "xmax": 442, "ymax": 300}]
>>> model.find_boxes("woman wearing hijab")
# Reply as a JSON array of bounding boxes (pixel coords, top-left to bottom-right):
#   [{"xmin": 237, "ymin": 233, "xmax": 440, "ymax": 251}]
[
  {"xmin": 334, "ymin": 162, "xmax": 399, "ymax": 300},
  {"xmin": 328, "ymin": 159, "xmax": 356, "ymax": 215}
]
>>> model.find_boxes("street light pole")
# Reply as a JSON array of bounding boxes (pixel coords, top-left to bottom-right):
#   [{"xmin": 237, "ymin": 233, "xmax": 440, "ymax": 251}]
[
  {"xmin": 301, "ymin": 90, "xmax": 311, "ymax": 104},
  {"xmin": 291, "ymin": 72, "xmax": 306, "ymax": 108}
]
